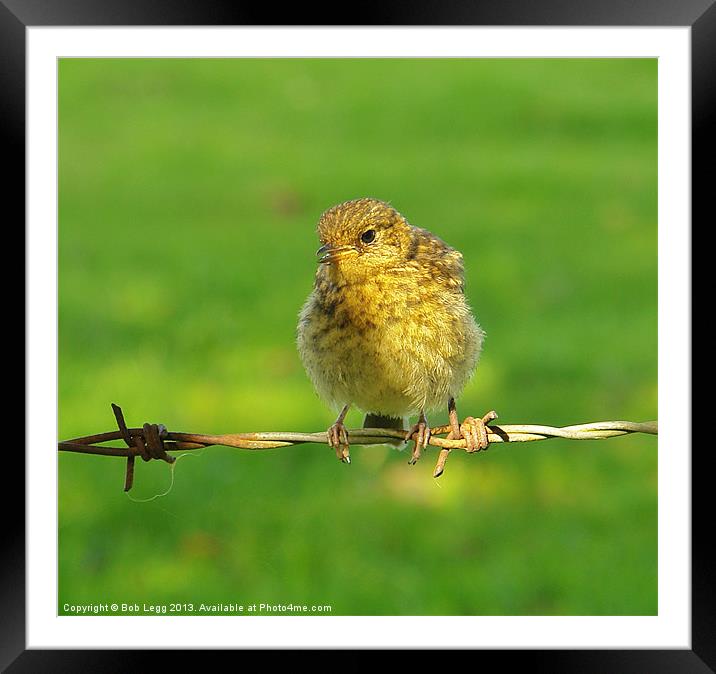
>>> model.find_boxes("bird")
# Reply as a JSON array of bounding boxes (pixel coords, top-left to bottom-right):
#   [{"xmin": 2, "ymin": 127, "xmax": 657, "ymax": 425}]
[{"xmin": 296, "ymin": 197, "xmax": 494, "ymax": 466}]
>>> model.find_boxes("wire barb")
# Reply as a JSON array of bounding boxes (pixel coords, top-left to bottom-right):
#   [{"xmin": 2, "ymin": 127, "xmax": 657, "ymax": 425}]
[
  {"xmin": 58, "ymin": 404, "xmax": 658, "ymax": 490},
  {"xmin": 108, "ymin": 404, "xmax": 175, "ymax": 491}
]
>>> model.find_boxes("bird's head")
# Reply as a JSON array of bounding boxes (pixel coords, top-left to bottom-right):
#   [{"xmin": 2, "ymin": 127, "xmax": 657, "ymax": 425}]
[{"xmin": 315, "ymin": 198, "xmax": 413, "ymax": 277}]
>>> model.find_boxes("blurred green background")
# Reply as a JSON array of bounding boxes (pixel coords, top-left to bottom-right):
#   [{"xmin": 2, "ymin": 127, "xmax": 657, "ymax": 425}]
[{"xmin": 58, "ymin": 58, "xmax": 657, "ymax": 616}]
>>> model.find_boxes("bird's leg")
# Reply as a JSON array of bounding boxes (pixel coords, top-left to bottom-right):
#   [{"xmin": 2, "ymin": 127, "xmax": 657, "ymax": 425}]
[
  {"xmin": 327, "ymin": 404, "xmax": 351, "ymax": 464},
  {"xmin": 405, "ymin": 410, "xmax": 431, "ymax": 465},
  {"xmin": 448, "ymin": 397, "xmax": 498, "ymax": 452},
  {"xmin": 448, "ymin": 397, "xmax": 461, "ymax": 439}
]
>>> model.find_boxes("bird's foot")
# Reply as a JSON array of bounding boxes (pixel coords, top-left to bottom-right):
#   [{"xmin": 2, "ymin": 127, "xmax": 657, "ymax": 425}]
[
  {"xmin": 327, "ymin": 421, "xmax": 350, "ymax": 463},
  {"xmin": 328, "ymin": 404, "xmax": 351, "ymax": 463},
  {"xmin": 460, "ymin": 410, "xmax": 498, "ymax": 452},
  {"xmin": 405, "ymin": 412, "xmax": 431, "ymax": 465}
]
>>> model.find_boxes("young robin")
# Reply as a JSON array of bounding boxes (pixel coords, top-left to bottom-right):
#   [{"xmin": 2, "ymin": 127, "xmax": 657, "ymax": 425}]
[{"xmin": 297, "ymin": 197, "xmax": 493, "ymax": 465}]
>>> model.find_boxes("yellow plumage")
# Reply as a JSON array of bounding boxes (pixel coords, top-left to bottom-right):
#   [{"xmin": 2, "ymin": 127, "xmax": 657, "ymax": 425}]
[{"xmin": 297, "ymin": 198, "xmax": 484, "ymax": 423}]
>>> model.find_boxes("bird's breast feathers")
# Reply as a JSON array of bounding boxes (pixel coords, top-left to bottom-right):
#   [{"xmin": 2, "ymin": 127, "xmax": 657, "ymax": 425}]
[{"xmin": 297, "ymin": 262, "xmax": 484, "ymax": 416}]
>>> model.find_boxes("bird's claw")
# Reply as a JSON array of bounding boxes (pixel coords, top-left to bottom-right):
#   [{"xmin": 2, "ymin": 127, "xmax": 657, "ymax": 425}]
[
  {"xmin": 327, "ymin": 421, "xmax": 350, "ymax": 463},
  {"xmin": 460, "ymin": 410, "xmax": 498, "ymax": 452},
  {"xmin": 405, "ymin": 416, "xmax": 431, "ymax": 465}
]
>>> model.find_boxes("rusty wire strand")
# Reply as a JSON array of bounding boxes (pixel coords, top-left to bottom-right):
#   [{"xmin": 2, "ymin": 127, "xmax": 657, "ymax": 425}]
[{"xmin": 58, "ymin": 404, "xmax": 658, "ymax": 490}]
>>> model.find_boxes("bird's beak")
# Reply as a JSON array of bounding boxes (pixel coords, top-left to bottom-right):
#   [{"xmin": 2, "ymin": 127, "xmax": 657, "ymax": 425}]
[{"xmin": 316, "ymin": 243, "xmax": 357, "ymax": 264}]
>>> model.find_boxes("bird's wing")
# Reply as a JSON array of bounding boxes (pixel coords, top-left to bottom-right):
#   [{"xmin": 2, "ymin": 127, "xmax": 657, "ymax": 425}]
[{"xmin": 408, "ymin": 227, "xmax": 466, "ymax": 293}]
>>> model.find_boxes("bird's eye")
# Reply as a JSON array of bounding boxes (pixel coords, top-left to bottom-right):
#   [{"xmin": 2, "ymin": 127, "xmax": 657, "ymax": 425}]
[{"xmin": 361, "ymin": 229, "xmax": 376, "ymax": 244}]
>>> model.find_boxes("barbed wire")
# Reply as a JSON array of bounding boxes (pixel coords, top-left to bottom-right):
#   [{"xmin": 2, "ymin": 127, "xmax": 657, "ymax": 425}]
[{"xmin": 57, "ymin": 404, "xmax": 658, "ymax": 491}]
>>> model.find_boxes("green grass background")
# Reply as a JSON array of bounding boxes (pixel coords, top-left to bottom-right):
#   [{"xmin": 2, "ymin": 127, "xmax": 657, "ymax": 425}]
[{"xmin": 58, "ymin": 58, "xmax": 657, "ymax": 617}]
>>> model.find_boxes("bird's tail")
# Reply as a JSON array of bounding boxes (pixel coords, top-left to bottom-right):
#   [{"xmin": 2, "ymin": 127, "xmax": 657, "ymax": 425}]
[
  {"xmin": 363, "ymin": 413, "xmax": 406, "ymax": 430},
  {"xmin": 363, "ymin": 413, "xmax": 408, "ymax": 448}
]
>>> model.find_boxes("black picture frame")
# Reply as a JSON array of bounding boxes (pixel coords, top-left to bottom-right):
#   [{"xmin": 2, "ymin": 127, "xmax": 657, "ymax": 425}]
[{"xmin": 8, "ymin": 1, "xmax": 706, "ymax": 669}]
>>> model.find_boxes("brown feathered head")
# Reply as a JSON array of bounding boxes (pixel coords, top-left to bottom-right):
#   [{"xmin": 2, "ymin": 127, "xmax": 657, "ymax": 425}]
[{"xmin": 315, "ymin": 198, "xmax": 414, "ymax": 273}]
